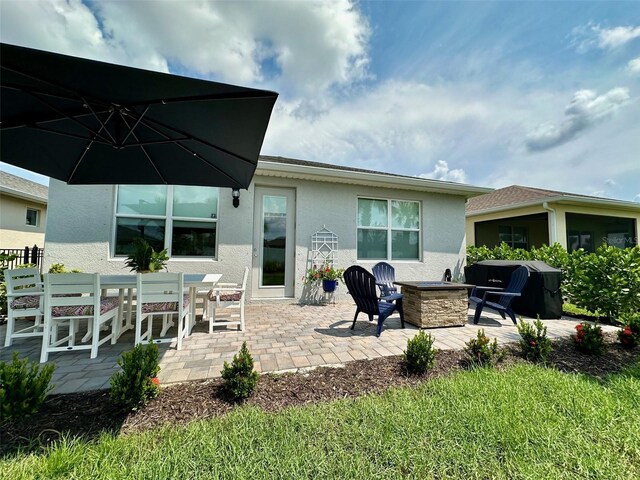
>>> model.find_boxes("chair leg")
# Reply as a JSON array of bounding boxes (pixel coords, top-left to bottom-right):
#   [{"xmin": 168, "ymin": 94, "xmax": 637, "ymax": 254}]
[
  {"xmin": 90, "ymin": 319, "xmax": 100, "ymax": 359},
  {"xmin": 499, "ymin": 311, "xmax": 506, "ymax": 320},
  {"xmin": 396, "ymin": 298, "xmax": 405, "ymax": 329},
  {"xmin": 350, "ymin": 308, "xmax": 361, "ymax": 330},
  {"xmin": 239, "ymin": 300, "xmax": 245, "ymax": 332},
  {"xmin": 40, "ymin": 317, "xmax": 51, "ymax": 363},
  {"xmin": 473, "ymin": 303, "xmax": 484, "ymax": 324},
  {"xmin": 507, "ymin": 308, "xmax": 517, "ymax": 325},
  {"xmin": 4, "ymin": 312, "xmax": 15, "ymax": 347}
]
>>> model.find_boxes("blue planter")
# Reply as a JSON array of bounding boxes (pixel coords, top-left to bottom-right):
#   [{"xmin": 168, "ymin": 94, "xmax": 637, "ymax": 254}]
[{"xmin": 322, "ymin": 279, "xmax": 338, "ymax": 293}]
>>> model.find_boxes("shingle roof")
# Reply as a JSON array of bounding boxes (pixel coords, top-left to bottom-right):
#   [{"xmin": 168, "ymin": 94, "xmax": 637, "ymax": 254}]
[
  {"xmin": 0, "ymin": 170, "xmax": 48, "ymax": 200},
  {"xmin": 466, "ymin": 185, "xmax": 636, "ymax": 213}
]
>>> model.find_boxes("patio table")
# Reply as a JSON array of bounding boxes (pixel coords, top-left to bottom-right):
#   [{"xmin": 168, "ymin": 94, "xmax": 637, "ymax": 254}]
[{"xmin": 100, "ymin": 273, "xmax": 222, "ymax": 339}]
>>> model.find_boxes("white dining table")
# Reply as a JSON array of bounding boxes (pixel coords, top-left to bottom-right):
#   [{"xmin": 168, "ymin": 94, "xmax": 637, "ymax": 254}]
[{"xmin": 99, "ymin": 273, "xmax": 222, "ymax": 340}]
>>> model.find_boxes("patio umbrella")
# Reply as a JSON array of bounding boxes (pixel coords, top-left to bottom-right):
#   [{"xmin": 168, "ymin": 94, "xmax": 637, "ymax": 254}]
[{"xmin": 0, "ymin": 43, "xmax": 278, "ymax": 188}]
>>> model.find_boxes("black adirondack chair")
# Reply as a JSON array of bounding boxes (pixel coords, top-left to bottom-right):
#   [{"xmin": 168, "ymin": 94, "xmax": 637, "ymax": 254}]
[
  {"xmin": 372, "ymin": 262, "xmax": 398, "ymax": 297},
  {"xmin": 343, "ymin": 265, "xmax": 404, "ymax": 337},
  {"xmin": 469, "ymin": 266, "xmax": 530, "ymax": 325}
]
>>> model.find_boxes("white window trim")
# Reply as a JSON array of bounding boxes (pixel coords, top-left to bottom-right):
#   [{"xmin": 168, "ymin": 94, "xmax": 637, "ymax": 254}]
[
  {"xmin": 25, "ymin": 207, "xmax": 39, "ymax": 227},
  {"xmin": 112, "ymin": 185, "xmax": 219, "ymax": 259},
  {"xmin": 356, "ymin": 196, "xmax": 422, "ymax": 262}
]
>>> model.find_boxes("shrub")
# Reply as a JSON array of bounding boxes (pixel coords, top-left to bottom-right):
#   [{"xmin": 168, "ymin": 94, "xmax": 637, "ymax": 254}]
[
  {"xmin": 110, "ymin": 342, "xmax": 160, "ymax": 411},
  {"xmin": 574, "ymin": 322, "xmax": 606, "ymax": 355},
  {"xmin": 221, "ymin": 342, "xmax": 259, "ymax": 401},
  {"xmin": 0, "ymin": 352, "xmax": 55, "ymax": 421},
  {"xmin": 124, "ymin": 238, "xmax": 169, "ymax": 273},
  {"xmin": 404, "ymin": 330, "xmax": 437, "ymax": 374},
  {"xmin": 517, "ymin": 317, "xmax": 552, "ymax": 362},
  {"xmin": 464, "ymin": 329, "xmax": 502, "ymax": 367},
  {"xmin": 48, "ymin": 263, "xmax": 82, "ymax": 273},
  {"xmin": 617, "ymin": 312, "xmax": 640, "ymax": 349}
]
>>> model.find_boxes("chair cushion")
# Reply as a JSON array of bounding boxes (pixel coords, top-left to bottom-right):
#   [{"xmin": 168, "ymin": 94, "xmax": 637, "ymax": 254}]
[
  {"xmin": 10, "ymin": 295, "xmax": 40, "ymax": 309},
  {"xmin": 210, "ymin": 290, "xmax": 242, "ymax": 302},
  {"xmin": 141, "ymin": 294, "xmax": 190, "ymax": 313},
  {"xmin": 51, "ymin": 296, "xmax": 120, "ymax": 317}
]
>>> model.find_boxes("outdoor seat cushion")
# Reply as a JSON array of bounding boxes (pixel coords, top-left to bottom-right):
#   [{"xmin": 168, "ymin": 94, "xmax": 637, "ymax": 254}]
[
  {"xmin": 210, "ymin": 290, "xmax": 242, "ymax": 302},
  {"xmin": 10, "ymin": 295, "xmax": 40, "ymax": 309},
  {"xmin": 51, "ymin": 296, "xmax": 119, "ymax": 317},
  {"xmin": 141, "ymin": 294, "xmax": 190, "ymax": 314}
]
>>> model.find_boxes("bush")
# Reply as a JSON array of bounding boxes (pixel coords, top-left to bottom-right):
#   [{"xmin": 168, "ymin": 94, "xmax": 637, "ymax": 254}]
[
  {"xmin": 48, "ymin": 263, "xmax": 81, "ymax": 273},
  {"xmin": 574, "ymin": 322, "xmax": 606, "ymax": 355},
  {"xmin": 404, "ymin": 330, "xmax": 437, "ymax": 374},
  {"xmin": 516, "ymin": 317, "xmax": 552, "ymax": 362},
  {"xmin": 464, "ymin": 329, "xmax": 502, "ymax": 367},
  {"xmin": 0, "ymin": 352, "xmax": 55, "ymax": 421},
  {"xmin": 110, "ymin": 342, "xmax": 160, "ymax": 411},
  {"xmin": 221, "ymin": 342, "xmax": 259, "ymax": 401},
  {"xmin": 617, "ymin": 312, "xmax": 640, "ymax": 349}
]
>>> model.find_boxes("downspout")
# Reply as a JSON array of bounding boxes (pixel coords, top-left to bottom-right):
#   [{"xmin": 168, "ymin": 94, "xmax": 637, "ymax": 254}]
[{"xmin": 542, "ymin": 202, "xmax": 557, "ymax": 245}]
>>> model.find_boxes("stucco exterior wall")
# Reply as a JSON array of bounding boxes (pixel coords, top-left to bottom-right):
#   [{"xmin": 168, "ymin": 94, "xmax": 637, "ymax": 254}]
[
  {"xmin": 45, "ymin": 175, "xmax": 468, "ymax": 303},
  {"xmin": 0, "ymin": 193, "xmax": 47, "ymax": 248}
]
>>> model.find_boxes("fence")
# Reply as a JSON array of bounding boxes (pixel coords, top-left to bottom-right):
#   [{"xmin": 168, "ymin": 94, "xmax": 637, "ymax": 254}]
[{"xmin": 0, "ymin": 245, "xmax": 45, "ymax": 272}]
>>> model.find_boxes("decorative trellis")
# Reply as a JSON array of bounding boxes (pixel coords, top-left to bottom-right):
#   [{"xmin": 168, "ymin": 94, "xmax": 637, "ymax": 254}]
[{"xmin": 311, "ymin": 226, "xmax": 338, "ymax": 266}]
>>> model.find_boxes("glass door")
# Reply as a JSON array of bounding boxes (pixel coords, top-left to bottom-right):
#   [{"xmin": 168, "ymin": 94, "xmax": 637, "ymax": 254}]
[{"xmin": 252, "ymin": 187, "xmax": 295, "ymax": 298}]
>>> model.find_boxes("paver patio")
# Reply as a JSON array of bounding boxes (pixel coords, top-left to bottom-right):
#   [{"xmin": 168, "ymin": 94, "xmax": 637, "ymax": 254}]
[{"xmin": 0, "ymin": 303, "xmax": 618, "ymax": 395}]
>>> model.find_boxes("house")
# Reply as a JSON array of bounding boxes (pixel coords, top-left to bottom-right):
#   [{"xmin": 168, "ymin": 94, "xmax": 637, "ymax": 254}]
[
  {"xmin": 466, "ymin": 185, "xmax": 640, "ymax": 252},
  {"xmin": 43, "ymin": 156, "xmax": 490, "ymax": 302},
  {"xmin": 0, "ymin": 170, "xmax": 48, "ymax": 249}
]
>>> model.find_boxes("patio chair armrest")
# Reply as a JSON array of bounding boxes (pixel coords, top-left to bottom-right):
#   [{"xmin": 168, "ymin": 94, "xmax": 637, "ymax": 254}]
[
  {"xmin": 483, "ymin": 291, "xmax": 521, "ymax": 300},
  {"xmin": 473, "ymin": 286, "xmax": 504, "ymax": 291},
  {"xmin": 6, "ymin": 291, "xmax": 44, "ymax": 298},
  {"xmin": 214, "ymin": 282, "xmax": 241, "ymax": 287},
  {"xmin": 381, "ymin": 293, "xmax": 403, "ymax": 302}
]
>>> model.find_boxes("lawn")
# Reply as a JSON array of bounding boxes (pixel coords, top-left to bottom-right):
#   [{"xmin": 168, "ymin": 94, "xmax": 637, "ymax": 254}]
[{"xmin": 3, "ymin": 362, "xmax": 639, "ymax": 479}]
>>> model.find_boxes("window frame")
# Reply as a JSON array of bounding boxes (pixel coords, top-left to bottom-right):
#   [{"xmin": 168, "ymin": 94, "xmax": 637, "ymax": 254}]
[
  {"xmin": 25, "ymin": 207, "xmax": 39, "ymax": 227},
  {"xmin": 356, "ymin": 196, "xmax": 422, "ymax": 262},
  {"xmin": 498, "ymin": 225, "xmax": 528, "ymax": 250},
  {"xmin": 112, "ymin": 185, "xmax": 219, "ymax": 260}
]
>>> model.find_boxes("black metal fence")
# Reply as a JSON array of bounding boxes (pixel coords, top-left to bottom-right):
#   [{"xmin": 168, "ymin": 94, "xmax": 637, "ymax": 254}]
[{"xmin": 0, "ymin": 245, "xmax": 44, "ymax": 272}]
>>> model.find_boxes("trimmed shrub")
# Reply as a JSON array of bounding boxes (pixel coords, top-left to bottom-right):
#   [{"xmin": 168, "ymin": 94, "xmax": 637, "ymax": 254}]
[
  {"xmin": 110, "ymin": 342, "xmax": 160, "ymax": 411},
  {"xmin": 221, "ymin": 342, "xmax": 259, "ymax": 401},
  {"xmin": 618, "ymin": 312, "xmax": 640, "ymax": 349},
  {"xmin": 574, "ymin": 322, "xmax": 606, "ymax": 356},
  {"xmin": 0, "ymin": 352, "xmax": 55, "ymax": 420},
  {"xmin": 517, "ymin": 317, "xmax": 552, "ymax": 362},
  {"xmin": 404, "ymin": 330, "xmax": 437, "ymax": 374},
  {"xmin": 464, "ymin": 329, "xmax": 502, "ymax": 367}
]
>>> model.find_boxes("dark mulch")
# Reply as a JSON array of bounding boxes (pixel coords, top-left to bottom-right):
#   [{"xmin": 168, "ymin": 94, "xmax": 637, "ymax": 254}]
[{"xmin": 1, "ymin": 335, "xmax": 638, "ymax": 457}]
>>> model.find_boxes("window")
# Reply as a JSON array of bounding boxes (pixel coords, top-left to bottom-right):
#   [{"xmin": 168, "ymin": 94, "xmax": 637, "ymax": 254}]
[
  {"xmin": 114, "ymin": 185, "xmax": 219, "ymax": 257},
  {"xmin": 26, "ymin": 208, "xmax": 39, "ymax": 226},
  {"xmin": 499, "ymin": 226, "xmax": 528, "ymax": 249},
  {"xmin": 568, "ymin": 230, "xmax": 593, "ymax": 253},
  {"xmin": 357, "ymin": 198, "xmax": 420, "ymax": 260}
]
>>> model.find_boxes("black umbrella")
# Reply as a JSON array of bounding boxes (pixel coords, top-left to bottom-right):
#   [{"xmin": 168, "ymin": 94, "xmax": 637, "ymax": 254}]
[{"xmin": 0, "ymin": 43, "xmax": 278, "ymax": 188}]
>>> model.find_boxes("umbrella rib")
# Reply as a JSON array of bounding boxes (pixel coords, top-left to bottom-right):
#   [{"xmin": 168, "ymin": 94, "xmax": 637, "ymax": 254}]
[
  {"xmin": 126, "ymin": 91, "xmax": 277, "ymax": 108},
  {"xmin": 118, "ymin": 113, "xmax": 169, "ymax": 184},
  {"xmin": 83, "ymin": 99, "xmax": 118, "ymax": 145},
  {"xmin": 28, "ymin": 126, "xmax": 112, "ymax": 145},
  {"xmin": 120, "ymin": 105, "xmax": 150, "ymax": 145}
]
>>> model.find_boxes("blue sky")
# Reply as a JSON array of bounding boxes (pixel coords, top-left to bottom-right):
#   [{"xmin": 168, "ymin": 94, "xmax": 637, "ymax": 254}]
[{"xmin": 1, "ymin": 1, "xmax": 639, "ymax": 201}]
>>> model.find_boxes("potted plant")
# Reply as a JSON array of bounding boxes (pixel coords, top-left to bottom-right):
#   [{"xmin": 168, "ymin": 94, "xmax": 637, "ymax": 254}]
[
  {"xmin": 124, "ymin": 238, "xmax": 169, "ymax": 273},
  {"xmin": 304, "ymin": 263, "xmax": 344, "ymax": 293}
]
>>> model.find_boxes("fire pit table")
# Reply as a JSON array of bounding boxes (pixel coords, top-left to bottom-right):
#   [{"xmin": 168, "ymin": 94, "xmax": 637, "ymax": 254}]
[{"xmin": 393, "ymin": 281, "xmax": 475, "ymax": 328}]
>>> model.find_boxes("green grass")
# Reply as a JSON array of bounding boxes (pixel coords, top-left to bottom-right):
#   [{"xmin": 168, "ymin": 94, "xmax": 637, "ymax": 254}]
[
  {"xmin": 563, "ymin": 302, "xmax": 603, "ymax": 319},
  {"xmin": 3, "ymin": 363, "xmax": 640, "ymax": 479}
]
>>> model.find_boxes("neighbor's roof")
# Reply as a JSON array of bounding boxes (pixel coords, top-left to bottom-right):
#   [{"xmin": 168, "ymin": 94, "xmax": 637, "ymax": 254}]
[
  {"xmin": 466, "ymin": 185, "xmax": 640, "ymax": 216},
  {"xmin": 0, "ymin": 170, "xmax": 48, "ymax": 203},
  {"xmin": 256, "ymin": 156, "xmax": 492, "ymax": 197}
]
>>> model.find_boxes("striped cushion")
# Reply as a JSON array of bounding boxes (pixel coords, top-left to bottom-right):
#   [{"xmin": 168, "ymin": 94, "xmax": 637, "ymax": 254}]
[
  {"xmin": 141, "ymin": 294, "xmax": 190, "ymax": 314},
  {"xmin": 10, "ymin": 295, "xmax": 40, "ymax": 309},
  {"xmin": 51, "ymin": 296, "xmax": 119, "ymax": 317},
  {"xmin": 209, "ymin": 291, "xmax": 242, "ymax": 302}
]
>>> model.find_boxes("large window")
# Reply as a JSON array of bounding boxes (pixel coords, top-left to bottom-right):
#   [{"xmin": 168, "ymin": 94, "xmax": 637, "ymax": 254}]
[
  {"xmin": 114, "ymin": 185, "xmax": 219, "ymax": 257},
  {"xmin": 357, "ymin": 198, "xmax": 420, "ymax": 260},
  {"xmin": 499, "ymin": 225, "xmax": 528, "ymax": 249}
]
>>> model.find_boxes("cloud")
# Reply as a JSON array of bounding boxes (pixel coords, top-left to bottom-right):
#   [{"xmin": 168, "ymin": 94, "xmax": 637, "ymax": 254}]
[
  {"xmin": 419, "ymin": 160, "xmax": 467, "ymax": 184},
  {"xmin": 628, "ymin": 57, "xmax": 640, "ymax": 74},
  {"xmin": 572, "ymin": 23, "xmax": 640, "ymax": 51},
  {"xmin": 604, "ymin": 178, "xmax": 616, "ymax": 187},
  {"xmin": 525, "ymin": 88, "xmax": 631, "ymax": 152},
  {"xmin": 0, "ymin": 0, "xmax": 370, "ymax": 95},
  {"xmin": 634, "ymin": 193, "xmax": 640, "ymax": 203}
]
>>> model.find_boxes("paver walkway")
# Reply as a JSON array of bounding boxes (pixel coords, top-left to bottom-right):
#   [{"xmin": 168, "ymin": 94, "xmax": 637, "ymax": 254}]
[{"xmin": 0, "ymin": 303, "xmax": 617, "ymax": 394}]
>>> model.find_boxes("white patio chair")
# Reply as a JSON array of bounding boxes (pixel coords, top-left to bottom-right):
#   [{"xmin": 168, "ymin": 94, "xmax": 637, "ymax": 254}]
[
  {"xmin": 4, "ymin": 267, "xmax": 44, "ymax": 347},
  {"xmin": 135, "ymin": 272, "xmax": 189, "ymax": 349},
  {"xmin": 40, "ymin": 273, "xmax": 119, "ymax": 363},
  {"xmin": 206, "ymin": 266, "xmax": 248, "ymax": 332}
]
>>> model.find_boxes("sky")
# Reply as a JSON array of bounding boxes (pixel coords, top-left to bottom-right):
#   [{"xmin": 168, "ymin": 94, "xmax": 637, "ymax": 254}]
[{"xmin": 1, "ymin": 0, "xmax": 639, "ymax": 202}]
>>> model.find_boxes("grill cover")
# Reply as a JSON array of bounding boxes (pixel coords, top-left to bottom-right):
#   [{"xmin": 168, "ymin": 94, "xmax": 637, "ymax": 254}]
[{"xmin": 464, "ymin": 260, "xmax": 563, "ymax": 319}]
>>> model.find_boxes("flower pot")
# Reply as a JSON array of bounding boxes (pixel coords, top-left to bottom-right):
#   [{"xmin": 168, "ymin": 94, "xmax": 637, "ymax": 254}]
[{"xmin": 322, "ymin": 279, "xmax": 337, "ymax": 293}]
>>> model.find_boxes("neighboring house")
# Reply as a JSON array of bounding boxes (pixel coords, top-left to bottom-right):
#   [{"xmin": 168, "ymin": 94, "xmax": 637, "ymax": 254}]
[
  {"xmin": 466, "ymin": 185, "xmax": 640, "ymax": 252},
  {"xmin": 44, "ymin": 156, "xmax": 490, "ymax": 302},
  {"xmin": 0, "ymin": 170, "xmax": 48, "ymax": 249}
]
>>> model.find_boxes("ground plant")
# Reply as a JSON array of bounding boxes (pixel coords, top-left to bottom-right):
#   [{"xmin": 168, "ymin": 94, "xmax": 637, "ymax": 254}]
[
  {"xmin": 221, "ymin": 341, "xmax": 259, "ymax": 400},
  {"xmin": 0, "ymin": 252, "xmax": 18, "ymax": 315},
  {"xmin": 110, "ymin": 342, "xmax": 160, "ymax": 411},
  {"xmin": 303, "ymin": 263, "xmax": 345, "ymax": 283},
  {"xmin": 574, "ymin": 322, "xmax": 606, "ymax": 355},
  {"xmin": 404, "ymin": 330, "xmax": 437, "ymax": 374},
  {"xmin": 516, "ymin": 316, "xmax": 552, "ymax": 362},
  {"xmin": 463, "ymin": 329, "xmax": 502, "ymax": 366},
  {"xmin": 0, "ymin": 352, "xmax": 55, "ymax": 420},
  {"xmin": 618, "ymin": 312, "xmax": 640, "ymax": 348}
]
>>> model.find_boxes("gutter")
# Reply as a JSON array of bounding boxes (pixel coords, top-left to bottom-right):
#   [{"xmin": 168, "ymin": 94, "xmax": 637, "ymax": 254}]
[
  {"xmin": 0, "ymin": 185, "xmax": 48, "ymax": 204},
  {"xmin": 542, "ymin": 202, "xmax": 557, "ymax": 244}
]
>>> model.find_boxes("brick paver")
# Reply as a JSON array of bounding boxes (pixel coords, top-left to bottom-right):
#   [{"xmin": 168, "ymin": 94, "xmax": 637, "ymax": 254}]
[{"xmin": 0, "ymin": 303, "xmax": 618, "ymax": 395}]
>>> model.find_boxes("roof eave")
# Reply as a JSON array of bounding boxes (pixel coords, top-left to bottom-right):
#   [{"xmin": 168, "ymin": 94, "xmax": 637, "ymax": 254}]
[
  {"xmin": 256, "ymin": 160, "xmax": 492, "ymax": 197},
  {"xmin": 0, "ymin": 185, "xmax": 48, "ymax": 204}
]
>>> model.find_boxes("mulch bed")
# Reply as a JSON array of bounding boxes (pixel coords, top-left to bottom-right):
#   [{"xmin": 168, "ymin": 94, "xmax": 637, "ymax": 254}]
[{"xmin": 1, "ymin": 333, "xmax": 638, "ymax": 457}]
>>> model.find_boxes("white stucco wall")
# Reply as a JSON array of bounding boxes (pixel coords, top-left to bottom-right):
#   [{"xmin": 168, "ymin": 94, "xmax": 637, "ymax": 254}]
[
  {"xmin": 0, "ymin": 193, "xmax": 47, "ymax": 248},
  {"xmin": 45, "ymin": 175, "xmax": 467, "ymax": 303}
]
